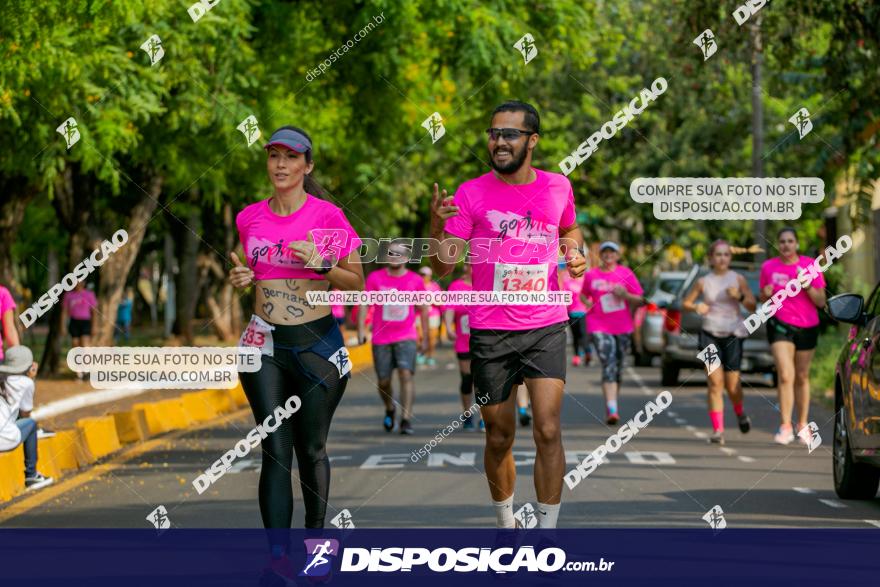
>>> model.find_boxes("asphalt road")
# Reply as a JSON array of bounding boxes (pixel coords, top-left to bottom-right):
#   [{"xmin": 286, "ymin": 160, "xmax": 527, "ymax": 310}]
[{"xmin": 5, "ymin": 346, "xmax": 880, "ymax": 529}]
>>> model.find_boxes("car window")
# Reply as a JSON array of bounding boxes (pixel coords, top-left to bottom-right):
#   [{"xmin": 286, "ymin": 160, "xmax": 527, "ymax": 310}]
[
  {"xmin": 657, "ymin": 279, "xmax": 684, "ymax": 295},
  {"xmin": 865, "ymin": 282, "xmax": 880, "ymax": 318}
]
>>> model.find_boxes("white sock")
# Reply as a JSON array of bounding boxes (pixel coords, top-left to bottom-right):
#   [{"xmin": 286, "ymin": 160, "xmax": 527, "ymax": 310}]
[
  {"xmin": 492, "ymin": 495, "xmax": 515, "ymax": 528},
  {"xmin": 536, "ymin": 502, "xmax": 561, "ymax": 528}
]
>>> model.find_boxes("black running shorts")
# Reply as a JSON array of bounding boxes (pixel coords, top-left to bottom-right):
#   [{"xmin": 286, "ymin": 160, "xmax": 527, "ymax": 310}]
[{"xmin": 469, "ymin": 321, "xmax": 567, "ymax": 406}]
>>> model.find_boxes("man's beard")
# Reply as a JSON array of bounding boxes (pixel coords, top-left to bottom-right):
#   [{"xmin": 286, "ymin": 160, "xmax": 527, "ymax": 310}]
[{"xmin": 489, "ymin": 143, "xmax": 528, "ymax": 174}]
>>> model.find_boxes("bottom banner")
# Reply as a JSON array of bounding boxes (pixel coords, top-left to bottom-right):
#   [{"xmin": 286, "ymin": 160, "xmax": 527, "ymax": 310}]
[{"xmin": 1, "ymin": 529, "xmax": 876, "ymax": 585}]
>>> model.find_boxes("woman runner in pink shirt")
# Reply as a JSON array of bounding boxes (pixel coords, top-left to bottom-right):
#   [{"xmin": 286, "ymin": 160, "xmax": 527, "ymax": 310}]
[
  {"xmin": 759, "ymin": 227, "xmax": 827, "ymax": 445},
  {"xmin": 228, "ymin": 126, "xmax": 363, "ymax": 579}
]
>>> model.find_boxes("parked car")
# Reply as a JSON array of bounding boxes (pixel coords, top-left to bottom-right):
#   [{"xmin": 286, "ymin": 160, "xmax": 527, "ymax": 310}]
[
  {"xmin": 633, "ymin": 271, "xmax": 688, "ymax": 366},
  {"xmin": 660, "ymin": 263, "xmax": 775, "ymax": 386},
  {"xmin": 826, "ymin": 286, "xmax": 880, "ymax": 499}
]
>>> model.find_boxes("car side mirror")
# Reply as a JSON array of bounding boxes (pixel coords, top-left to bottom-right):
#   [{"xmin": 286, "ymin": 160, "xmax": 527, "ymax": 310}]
[{"xmin": 826, "ymin": 293, "xmax": 865, "ymax": 325}]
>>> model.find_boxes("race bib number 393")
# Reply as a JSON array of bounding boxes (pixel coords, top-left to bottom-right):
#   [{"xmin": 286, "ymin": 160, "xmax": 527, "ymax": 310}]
[
  {"xmin": 493, "ymin": 263, "xmax": 549, "ymax": 292},
  {"xmin": 240, "ymin": 314, "xmax": 275, "ymax": 356}
]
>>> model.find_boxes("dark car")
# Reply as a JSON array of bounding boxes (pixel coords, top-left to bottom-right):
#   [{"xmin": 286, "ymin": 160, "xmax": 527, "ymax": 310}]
[
  {"xmin": 660, "ymin": 263, "xmax": 775, "ymax": 386},
  {"xmin": 826, "ymin": 285, "xmax": 880, "ymax": 499}
]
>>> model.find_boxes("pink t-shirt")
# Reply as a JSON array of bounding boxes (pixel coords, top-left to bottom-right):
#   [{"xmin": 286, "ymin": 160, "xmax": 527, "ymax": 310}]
[
  {"xmin": 365, "ymin": 269, "xmax": 426, "ymax": 345},
  {"xmin": 581, "ymin": 266, "xmax": 643, "ymax": 334},
  {"xmin": 64, "ymin": 290, "xmax": 97, "ymax": 320},
  {"xmin": 562, "ymin": 274, "xmax": 587, "ymax": 314},
  {"xmin": 444, "ymin": 168, "xmax": 577, "ymax": 330},
  {"xmin": 423, "ymin": 280, "xmax": 442, "ymax": 318},
  {"xmin": 0, "ymin": 286, "xmax": 15, "ymax": 360},
  {"xmin": 236, "ymin": 195, "xmax": 362, "ymax": 281},
  {"xmin": 760, "ymin": 256, "xmax": 826, "ymax": 328},
  {"xmin": 330, "ymin": 289, "xmax": 345, "ymax": 319},
  {"xmin": 444, "ymin": 278, "xmax": 473, "ymax": 353}
]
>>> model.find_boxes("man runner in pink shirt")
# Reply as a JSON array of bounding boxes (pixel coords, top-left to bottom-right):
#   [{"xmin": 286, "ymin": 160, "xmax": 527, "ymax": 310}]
[{"xmin": 429, "ymin": 101, "xmax": 586, "ymax": 529}]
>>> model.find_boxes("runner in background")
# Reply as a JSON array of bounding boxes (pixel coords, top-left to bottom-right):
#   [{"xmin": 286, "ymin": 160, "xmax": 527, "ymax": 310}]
[
  {"xmin": 358, "ymin": 242, "xmax": 430, "ymax": 435},
  {"xmin": 429, "ymin": 100, "xmax": 587, "ymax": 529},
  {"xmin": 330, "ymin": 288, "xmax": 346, "ymax": 337},
  {"xmin": 580, "ymin": 241, "xmax": 644, "ymax": 425},
  {"xmin": 417, "ymin": 266, "xmax": 442, "ymax": 367},
  {"xmin": 0, "ymin": 282, "xmax": 20, "ymax": 360},
  {"xmin": 62, "ymin": 282, "xmax": 97, "ymax": 381},
  {"xmin": 759, "ymin": 227, "xmax": 826, "ymax": 445},
  {"xmin": 443, "ymin": 263, "xmax": 483, "ymax": 430},
  {"xmin": 682, "ymin": 240, "xmax": 756, "ymax": 444},
  {"xmin": 559, "ymin": 261, "xmax": 590, "ymax": 367},
  {"xmin": 114, "ymin": 287, "xmax": 134, "ymax": 344}
]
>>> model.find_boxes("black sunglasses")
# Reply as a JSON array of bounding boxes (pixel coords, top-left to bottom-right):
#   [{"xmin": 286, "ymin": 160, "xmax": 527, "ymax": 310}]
[{"xmin": 485, "ymin": 128, "xmax": 536, "ymax": 141}]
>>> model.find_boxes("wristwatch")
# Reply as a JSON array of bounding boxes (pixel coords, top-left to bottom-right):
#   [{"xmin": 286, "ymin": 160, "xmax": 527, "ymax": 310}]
[{"xmin": 312, "ymin": 256, "xmax": 334, "ymax": 275}]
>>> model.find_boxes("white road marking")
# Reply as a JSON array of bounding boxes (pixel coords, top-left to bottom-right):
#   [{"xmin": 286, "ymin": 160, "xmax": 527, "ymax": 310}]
[
  {"xmin": 792, "ymin": 487, "xmax": 815, "ymax": 494},
  {"xmin": 818, "ymin": 499, "xmax": 847, "ymax": 509},
  {"xmin": 685, "ymin": 425, "xmax": 696, "ymax": 432},
  {"xmin": 624, "ymin": 451, "xmax": 676, "ymax": 465},
  {"xmin": 694, "ymin": 431, "xmax": 708, "ymax": 439},
  {"xmin": 675, "ymin": 418, "xmax": 687, "ymax": 425},
  {"xmin": 864, "ymin": 520, "xmax": 880, "ymax": 528},
  {"xmin": 666, "ymin": 411, "xmax": 678, "ymax": 417},
  {"xmin": 737, "ymin": 455, "xmax": 756, "ymax": 463},
  {"xmin": 719, "ymin": 447, "xmax": 737, "ymax": 456}
]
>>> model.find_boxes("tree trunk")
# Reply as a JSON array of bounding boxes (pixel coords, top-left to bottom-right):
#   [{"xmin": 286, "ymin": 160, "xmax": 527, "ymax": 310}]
[
  {"xmin": 200, "ymin": 202, "xmax": 241, "ymax": 342},
  {"xmin": 0, "ymin": 177, "xmax": 38, "ymax": 288},
  {"xmin": 750, "ymin": 15, "xmax": 766, "ymax": 262},
  {"xmin": 171, "ymin": 200, "xmax": 202, "ymax": 345},
  {"xmin": 92, "ymin": 174, "xmax": 165, "ymax": 346}
]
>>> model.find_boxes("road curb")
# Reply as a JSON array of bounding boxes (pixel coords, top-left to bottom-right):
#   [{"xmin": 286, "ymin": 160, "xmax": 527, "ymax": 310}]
[{"xmin": 0, "ymin": 342, "xmax": 373, "ymax": 505}]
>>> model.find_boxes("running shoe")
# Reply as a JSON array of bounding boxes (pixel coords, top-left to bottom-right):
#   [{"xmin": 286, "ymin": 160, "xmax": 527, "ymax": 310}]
[
  {"xmin": 382, "ymin": 408, "xmax": 395, "ymax": 432},
  {"xmin": 709, "ymin": 430, "xmax": 725, "ymax": 445},
  {"xmin": 416, "ymin": 354, "xmax": 426, "ymax": 366},
  {"xmin": 37, "ymin": 428, "xmax": 56, "ymax": 439},
  {"xmin": 605, "ymin": 412, "xmax": 620, "ymax": 426},
  {"xmin": 737, "ymin": 413, "xmax": 751, "ymax": 434},
  {"xmin": 518, "ymin": 407, "xmax": 532, "ymax": 427},
  {"xmin": 25, "ymin": 473, "xmax": 54, "ymax": 491},
  {"xmin": 426, "ymin": 357, "xmax": 436, "ymax": 367},
  {"xmin": 571, "ymin": 355, "xmax": 582, "ymax": 367},
  {"xmin": 795, "ymin": 423, "xmax": 811, "ymax": 445},
  {"xmin": 463, "ymin": 415, "xmax": 475, "ymax": 430},
  {"xmin": 400, "ymin": 419, "xmax": 414, "ymax": 435},
  {"xmin": 773, "ymin": 425, "xmax": 795, "ymax": 445}
]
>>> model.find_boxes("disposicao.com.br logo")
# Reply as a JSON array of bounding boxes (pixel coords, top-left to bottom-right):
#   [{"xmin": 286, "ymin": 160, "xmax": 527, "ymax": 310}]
[{"xmin": 337, "ymin": 545, "xmax": 613, "ymax": 574}]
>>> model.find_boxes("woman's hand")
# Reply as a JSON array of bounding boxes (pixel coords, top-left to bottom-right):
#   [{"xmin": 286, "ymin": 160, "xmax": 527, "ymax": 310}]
[
  {"xmin": 288, "ymin": 231, "xmax": 326, "ymax": 269},
  {"xmin": 229, "ymin": 252, "xmax": 255, "ymax": 289},
  {"xmin": 761, "ymin": 284, "xmax": 774, "ymax": 299},
  {"xmin": 695, "ymin": 302, "xmax": 710, "ymax": 316}
]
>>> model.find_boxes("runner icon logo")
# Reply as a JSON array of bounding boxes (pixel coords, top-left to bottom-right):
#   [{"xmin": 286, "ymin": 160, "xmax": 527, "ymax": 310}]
[
  {"xmin": 56, "ymin": 117, "xmax": 80, "ymax": 149},
  {"xmin": 513, "ymin": 33, "xmax": 538, "ymax": 65},
  {"xmin": 697, "ymin": 344, "xmax": 721, "ymax": 375},
  {"xmin": 237, "ymin": 114, "xmax": 261, "ymax": 147},
  {"xmin": 422, "ymin": 112, "xmax": 445, "ymax": 143},
  {"xmin": 331, "ymin": 509, "xmax": 356, "ymax": 529},
  {"xmin": 140, "ymin": 34, "xmax": 164, "ymax": 66},
  {"xmin": 789, "ymin": 107, "xmax": 813, "ymax": 139},
  {"xmin": 514, "ymin": 503, "xmax": 538, "ymax": 529},
  {"xmin": 702, "ymin": 505, "xmax": 726, "ymax": 532},
  {"xmin": 301, "ymin": 539, "xmax": 340, "ymax": 577},
  {"xmin": 797, "ymin": 421, "xmax": 822, "ymax": 453},
  {"xmin": 693, "ymin": 29, "xmax": 717, "ymax": 60},
  {"xmin": 146, "ymin": 505, "xmax": 171, "ymax": 530}
]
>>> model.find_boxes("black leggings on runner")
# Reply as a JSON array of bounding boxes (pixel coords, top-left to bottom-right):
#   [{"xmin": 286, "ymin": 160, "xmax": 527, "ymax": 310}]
[
  {"xmin": 239, "ymin": 314, "xmax": 347, "ymax": 539},
  {"xmin": 569, "ymin": 314, "xmax": 588, "ymax": 356}
]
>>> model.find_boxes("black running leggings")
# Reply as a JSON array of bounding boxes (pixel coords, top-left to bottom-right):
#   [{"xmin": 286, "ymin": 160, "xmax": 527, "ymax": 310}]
[
  {"xmin": 569, "ymin": 314, "xmax": 588, "ymax": 355},
  {"xmin": 239, "ymin": 317, "xmax": 347, "ymax": 536}
]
